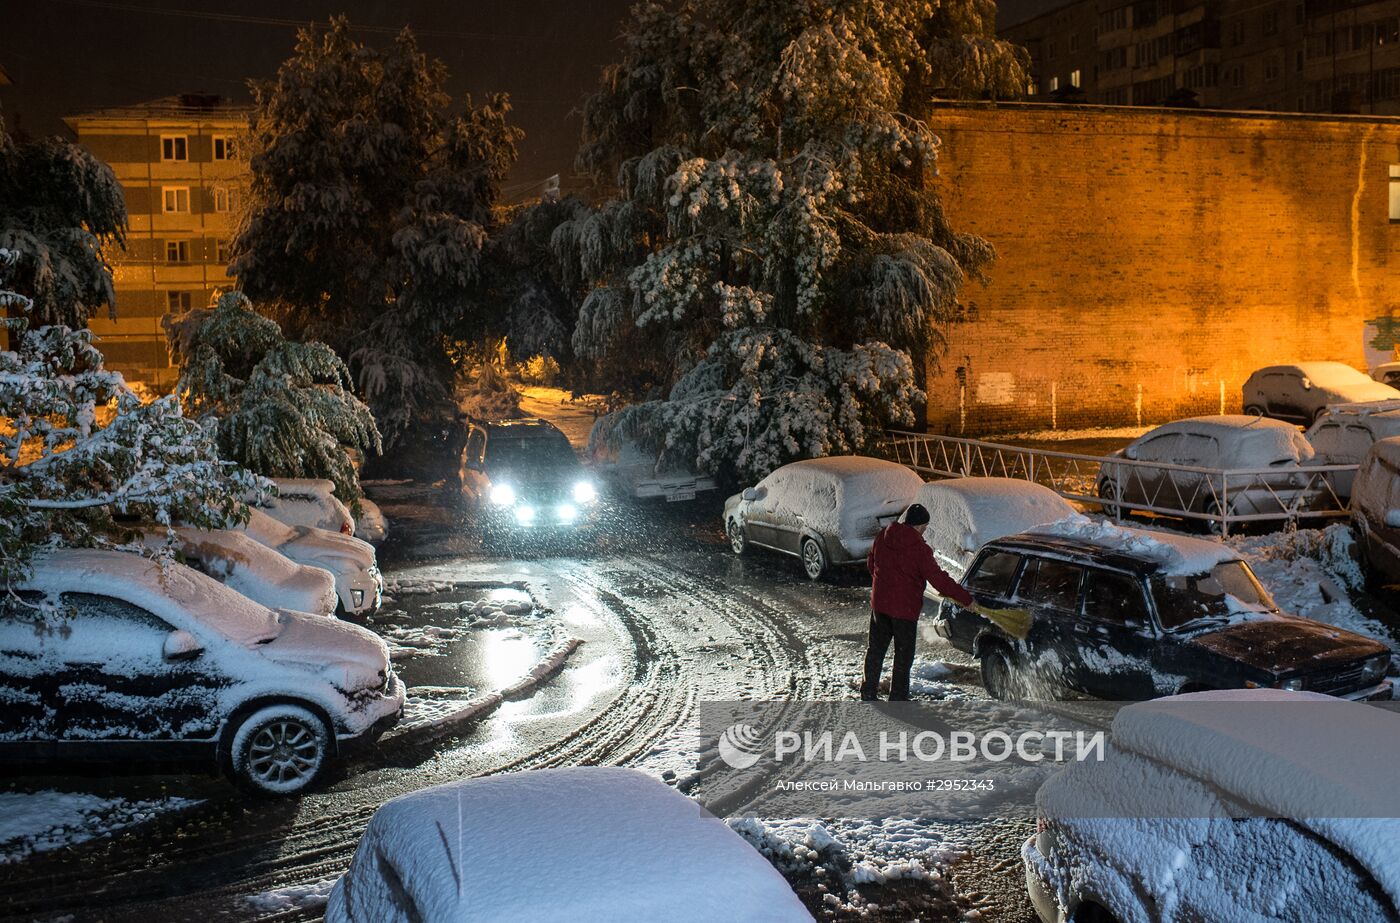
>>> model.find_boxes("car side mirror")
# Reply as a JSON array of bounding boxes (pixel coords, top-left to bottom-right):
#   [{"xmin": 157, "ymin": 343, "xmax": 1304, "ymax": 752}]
[
  {"xmin": 1300, "ymin": 377, "xmax": 1312, "ymax": 391},
  {"xmin": 1122, "ymin": 447, "xmax": 1138, "ymax": 460},
  {"xmin": 742, "ymin": 487, "xmax": 760, "ymax": 502},
  {"xmin": 1385, "ymin": 509, "xmax": 1400, "ymax": 529},
  {"xmin": 163, "ymin": 629, "xmax": 203, "ymax": 662}
]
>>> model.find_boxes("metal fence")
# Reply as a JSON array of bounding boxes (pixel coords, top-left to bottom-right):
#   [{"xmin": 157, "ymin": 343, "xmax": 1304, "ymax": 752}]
[{"xmin": 879, "ymin": 430, "xmax": 1356, "ymax": 537}]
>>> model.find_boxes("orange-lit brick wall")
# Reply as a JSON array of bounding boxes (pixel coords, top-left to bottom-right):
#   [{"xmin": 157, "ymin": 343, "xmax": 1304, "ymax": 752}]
[{"xmin": 926, "ymin": 102, "xmax": 1400, "ymax": 435}]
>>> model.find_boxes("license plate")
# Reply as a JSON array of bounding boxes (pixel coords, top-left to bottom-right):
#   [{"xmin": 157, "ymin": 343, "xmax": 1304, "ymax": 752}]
[{"xmin": 668, "ymin": 490, "xmax": 696, "ymax": 502}]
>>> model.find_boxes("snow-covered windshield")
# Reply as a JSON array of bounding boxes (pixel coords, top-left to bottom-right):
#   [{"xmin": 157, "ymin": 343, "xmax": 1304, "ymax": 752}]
[
  {"xmin": 486, "ymin": 434, "xmax": 581, "ymax": 475},
  {"xmin": 1152, "ymin": 561, "xmax": 1277, "ymax": 630}
]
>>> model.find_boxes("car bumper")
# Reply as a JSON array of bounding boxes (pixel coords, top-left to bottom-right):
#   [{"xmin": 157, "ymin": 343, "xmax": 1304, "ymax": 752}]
[
  {"xmin": 340, "ymin": 567, "xmax": 383, "ymax": 614},
  {"xmin": 337, "ymin": 673, "xmax": 405, "ymax": 753},
  {"xmin": 1022, "ymin": 835, "xmax": 1065, "ymax": 923},
  {"xmin": 1342, "ymin": 679, "xmax": 1392, "ymax": 701},
  {"xmin": 482, "ymin": 501, "xmax": 600, "ymax": 530}
]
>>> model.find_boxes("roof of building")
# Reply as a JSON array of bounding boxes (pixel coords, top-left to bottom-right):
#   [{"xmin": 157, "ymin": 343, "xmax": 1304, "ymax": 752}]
[{"xmin": 65, "ymin": 94, "xmax": 252, "ymax": 125}]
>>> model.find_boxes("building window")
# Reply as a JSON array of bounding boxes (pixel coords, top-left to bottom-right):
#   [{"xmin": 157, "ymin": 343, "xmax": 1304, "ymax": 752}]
[
  {"xmin": 160, "ymin": 135, "xmax": 188, "ymax": 162},
  {"xmin": 213, "ymin": 187, "xmax": 229, "ymax": 213},
  {"xmin": 1026, "ymin": 81, "xmax": 1038, "ymax": 96},
  {"xmin": 162, "ymin": 186, "xmax": 191, "ymax": 214},
  {"xmin": 1070, "ymin": 69, "xmax": 1082, "ymax": 88},
  {"xmin": 1263, "ymin": 9, "xmax": 1279, "ymax": 36},
  {"xmin": 166, "ymin": 291, "xmax": 193, "ymax": 312},
  {"xmin": 1069, "ymin": 33, "xmax": 1080, "ymax": 53},
  {"xmin": 212, "ymin": 135, "xmax": 237, "ymax": 161},
  {"xmin": 1229, "ymin": 65, "xmax": 1246, "ymax": 88},
  {"xmin": 216, "ymin": 239, "xmax": 232, "ymax": 263},
  {"xmin": 1391, "ymin": 165, "xmax": 1400, "ymax": 222},
  {"xmin": 1047, "ymin": 40, "xmax": 1058, "ymax": 60},
  {"xmin": 1049, "ymin": 76, "xmax": 1060, "ymax": 92},
  {"xmin": 165, "ymin": 240, "xmax": 189, "ymax": 263},
  {"xmin": 1229, "ymin": 20, "xmax": 1245, "ymax": 46},
  {"xmin": 1264, "ymin": 56, "xmax": 1280, "ymax": 82}
]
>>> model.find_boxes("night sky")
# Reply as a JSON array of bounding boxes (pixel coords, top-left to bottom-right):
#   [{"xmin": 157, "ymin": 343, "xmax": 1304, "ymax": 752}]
[{"xmin": 0, "ymin": 0, "xmax": 1053, "ymax": 182}]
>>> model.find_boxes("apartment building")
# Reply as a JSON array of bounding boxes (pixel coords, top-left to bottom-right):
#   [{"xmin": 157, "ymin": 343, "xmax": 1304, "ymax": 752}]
[{"xmin": 64, "ymin": 94, "xmax": 251, "ymax": 387}]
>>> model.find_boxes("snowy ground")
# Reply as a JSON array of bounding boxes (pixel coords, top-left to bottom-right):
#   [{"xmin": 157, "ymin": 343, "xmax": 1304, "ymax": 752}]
[{"xmin": 0, "ymin": 790, "xmax": 200, "ymax": 866}]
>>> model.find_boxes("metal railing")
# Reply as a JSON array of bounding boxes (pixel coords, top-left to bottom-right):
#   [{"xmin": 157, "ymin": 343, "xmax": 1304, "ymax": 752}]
[{"xmin": 879, "ymin": 431, "xmax": 1356, "ymax": 537}]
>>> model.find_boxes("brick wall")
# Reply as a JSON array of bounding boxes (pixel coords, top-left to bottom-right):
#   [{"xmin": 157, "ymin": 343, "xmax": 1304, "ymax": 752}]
[{"xmin": 925, "ymin": 102, "xmax": 1400, "ymax": 435}]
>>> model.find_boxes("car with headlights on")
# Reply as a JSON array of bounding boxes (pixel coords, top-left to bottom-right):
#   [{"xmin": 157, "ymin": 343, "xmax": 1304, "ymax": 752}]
[
  {"xmin": 0, "ymin": 549, "xmax": 403, "ymax": 796},
  {"xmin": 460, "ymin": 418, "xmax": 600, "ymax": 533}
]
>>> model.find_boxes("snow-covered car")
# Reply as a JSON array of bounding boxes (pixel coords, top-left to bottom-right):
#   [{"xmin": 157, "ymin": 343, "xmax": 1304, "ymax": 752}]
[
  {"xmin": 1373, "ymin": 360, "xmax": 1400, "ymax": 387},
  {"xmin": 1242, "ymin": 362, "xmax": 1400, "ymax": 425},
  {"xmin": 136, "ymin": 527, "xmax": 338, "ymax": 617},
  {"xmin": 1024, "ymin": 690, "xmax": 1400, "ymax": 923},
  {"xmin": 240, "ymin": 509, "xmax": 382, "ymax": 614},
  {"xmin": 933, "ymin": 518, "xmax": 1392, "ymax": 701},
  {"xmin": 588, "ymin": 425, "xmax": 716, "ymax": 502},
  {"xmin": 326, "ymin": 766, "xmax": 813, "ymax": 923},
  {"xmin": 0, "ymin": 549, "xmax": 403, "ymax": 796},
  {"xmin": 915, "ymin": 477, "xmax": 1076, "ymax": 580},
  {"xmin": 1096, "ymin": 416, "xmax": 1322, "ymax": 533},
  {"xmin": 460, "ymin": 418, "xmax": 600, "ymax": 532},
  {"xmin": 1304, "ymin": 402, "xmax": 1400, "ymax": 499},
  {"xmin": 725, "ymin": 456, "xmax": 925, "ymax": 579},
  {"xmin": 256, "ymin": 478, "xmax": 355, "ymax": 535},
  {"xmin": 1352, "ymin": 436, "xmax": 1400, "ymax": 588},
  {"xmin": 352, "ymin": 497, "xmax": 388, "ymax": 543}
]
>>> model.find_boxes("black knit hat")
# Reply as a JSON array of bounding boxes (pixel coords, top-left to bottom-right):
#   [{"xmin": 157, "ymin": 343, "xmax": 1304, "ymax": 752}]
[{"xmin": 902, "ymin": 503, "xmax": 930, "ymax": 526}]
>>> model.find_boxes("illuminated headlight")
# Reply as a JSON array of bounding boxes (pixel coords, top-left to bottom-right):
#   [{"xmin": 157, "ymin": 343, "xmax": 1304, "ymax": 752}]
[
  {"xmin": 1361, "ymin": 655, "xmax": 1390, "ymax": 684},
  {"xmin": 515, "ymin": 504, "xmax": 537, "ymax": 525},
  {"xmin": 557, "ymin": 503, "xmax": 578, "ymax": 523},
  {"xmin": 490, "ymin": 483, "xmax": 516, "ymax": 506},
  {"xmin": 573, "ymin": 480, "xmax": 598, "ymax": 504},
  {"xmin": 1278, "ymin": 677, "xmax": 1305, "ymax": 691},
  {"xmin": 352, "ymin": 589, "xmax": 365, "ymax": 609}
]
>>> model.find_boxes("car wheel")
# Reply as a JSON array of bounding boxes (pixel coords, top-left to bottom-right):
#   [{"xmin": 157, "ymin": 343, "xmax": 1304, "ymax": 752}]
[
  {"xmin": 800, "ymin": 537, "xmax": 827, "ymax": 580},
  {"xmin": 727, "ymin": 518, "xmax": 747, "ymax": 555},
  {"xmin": 1071, "ymin": 901, "xmax": 1123, "ymax": 923},
  {"xmin": 980, "ymin": 647, "xmax": 1019, "ymax": 700},
  {"xmin": 227, "ymin": 704, "xmax": 330, "ymax": 797},
  {"xmin": 1097, "ymin": 480, "xmax": 1122, "ymax": 519},
  {"xmin": 1243, "ymin": 404, "xmax": 1266, "ymax": 418},
  {"xmin": 1202, "ymin": 498, "xmax": 1226, "ymax": 537}
]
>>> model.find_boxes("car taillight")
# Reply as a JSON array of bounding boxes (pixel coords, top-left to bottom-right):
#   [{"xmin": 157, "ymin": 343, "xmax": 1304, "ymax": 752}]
[{"xmin": 341, "ymin": 521, "xmax": 353, "ymax": 535}]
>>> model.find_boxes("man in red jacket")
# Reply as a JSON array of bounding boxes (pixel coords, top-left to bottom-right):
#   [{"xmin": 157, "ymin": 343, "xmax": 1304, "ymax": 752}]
[{"xmin": 861, "ymin": 503, "xmax": 975, "ymax": 701}]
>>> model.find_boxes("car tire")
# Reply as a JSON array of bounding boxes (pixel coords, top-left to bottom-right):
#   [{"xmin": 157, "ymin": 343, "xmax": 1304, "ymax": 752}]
[
  {"xmin": 227, "ymin": 704, "xmax": 331, "ymax": 797},
  {"xmin": 1243, "ymin": 404, "xmax": 1266, "ymax": 418},
  {"xmin": 800, "ymin": 537, "xmax": 827, "ymax": 580},
  {"xmin": 727, "ymin": 518, "xmax": 747, "ymax": 555},
  {"xmin": 980, "ymin": 646, "xmax": 1020, "ymax": 700},
  {"xmin": 1071, "ymin": 901, "xmax": 1123, "ymax": 923},
  {"xmin": 1097, "ymin": 480, "xmax": 1122, "ymax": 519},
  {"xmin": 1201, "ymin": 498, "xmax": 1226, "ymax": 537}
]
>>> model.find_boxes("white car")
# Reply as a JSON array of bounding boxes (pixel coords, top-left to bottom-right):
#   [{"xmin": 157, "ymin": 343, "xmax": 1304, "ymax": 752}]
[
  {"xmin": 257, "ymin": 478, "xmax": 355, "ymax": 535},
  {"xmin": 1242, "ymin": 362, "xmax": 1400, "ymax": 425},
  {"xmin": 240, "ymin": 509, "xmax": 382, "ymax": 614},
  {"xmin": 137, "ymin": 527, "xmax": 339, "ymax": 617},
  {"xmin": 0, "ymin": 549, "xmax": 403, "ymax": 796},
  {"xmin": 724, "ymin": 456, "xmax": 924, "ymax": 579},
  {"xmin": 1305, "ymin": 403, "xmax": 1400, "ymax": 499},
  {"xmin": 1352, "ymin": 436, "xmax": 1400, "ymax": 588},
  {"xmin": 1025, "ymin": 689, "xmax": 1400, "ymax": 922},
  {"xmin": 326, "ymin": 767, "xmax": 814, "ymax": 923},
  {"xmin": 915, "ymin": 477, "xmax": 1076, "ymax": 580},
  {"xmin": 353, "ymin": 497, "xmax": 388, "ymax": 543},
  {"xmin": 1373, "ymin": 361, "xmax": 1400, "ymax": 388}
]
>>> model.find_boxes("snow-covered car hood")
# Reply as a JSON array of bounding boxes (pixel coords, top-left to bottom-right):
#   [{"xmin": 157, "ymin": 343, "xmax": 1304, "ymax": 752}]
[
  {"xmin": 1183, "ymin": 614, "xmax": 1387, "ymax": 676},
  {"xmin": 282, "ymin": 527, "xmax": 377, "ymax": 570},
  {"xmin": 258, "ymin": 610, "xmax": 391, "ymax": 691}
]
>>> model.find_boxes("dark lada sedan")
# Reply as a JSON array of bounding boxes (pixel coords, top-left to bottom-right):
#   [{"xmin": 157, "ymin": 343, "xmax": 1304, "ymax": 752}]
[{"xmin": 932, "ymin": 528, "xmax": 1392, "ymax": 702}]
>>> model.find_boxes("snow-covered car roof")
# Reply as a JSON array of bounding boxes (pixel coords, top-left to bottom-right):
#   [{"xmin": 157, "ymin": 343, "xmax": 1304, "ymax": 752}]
[
  {"xmin": 1133, "ymin": 415, "xmax": 1313, "ymax": 464},
  {"xmin": 241, "ymin": 508, "xmax": 376, "ymax": 565},
  {"xmin": 325, "ymin": 767, "xmax": 813, "ymax": 923},
  {"xmin": 269, "ymin": 477, "xmax": 338, "ymax": 498},
  {"xmin": 1253, "ymin": 361, "xmax": 1373, "ymax": 384},
  {"xmin": 916, "ymin": 478, "xmax": 1075, "ymax": 572},
  {"xmin": 775, "ymin": 455, "xmax": 916, "ymax": 482},
  {"xmin": 1018, "ymin": 516, "xmax": 1240, "ymax": 576},
  {"xmin": 1107, "ymin": 690, "xmax": 1400, "ymax": 907},
  {"xmin": 137, "ymin": 527, "xmax": 338, "ymax": 616},
  {"xmin": 1365, "ymin": 435, "xmax": 1400, "ymax": 469},
  {"xmin": 21, "ymin": 548, "xmax": 280, "ymax": 646}
]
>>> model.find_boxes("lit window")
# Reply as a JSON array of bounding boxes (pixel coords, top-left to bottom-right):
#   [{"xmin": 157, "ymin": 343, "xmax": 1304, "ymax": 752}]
[
  {"xmin": 165, "ymin": 240, "xmax": 189, "ymax": 263},
  {"xmin": 1049, "ymin": 76, "xmax": 1060, "ymax": 92},
  {"xmin": 1071, "ymin": 69, "xmax": 1082, "ymax": 88},
  {"xmin": 161, "ymin": 135, "xmax": 188, "ymax": 162},
  {"xmin": 162, "ymin": 187, "xmax": 190, "ymax": 214},
  {"xmin": 1390, "ymin": 165, "xmax": 1400, "ymax": 222},
  {"xmin": 1027, "ymin": 82, "xmax": 1038, "ymax": 96},
  {"xmin": 212, "ymin": 135, "xmax": 237, "ymax": 161},
  {"xmin": 166, "ymin": 291, "xmax": 193, "ymax": 311}
]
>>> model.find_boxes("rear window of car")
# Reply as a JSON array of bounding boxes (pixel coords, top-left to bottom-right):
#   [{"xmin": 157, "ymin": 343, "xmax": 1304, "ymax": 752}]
[
  {"xmin": 1014, "ymin": 557, "xmax": 1083, "ymax": 611},
  {"xmin": 966, "ymin": 551, "xmax": 1021, "ymax": 597}
]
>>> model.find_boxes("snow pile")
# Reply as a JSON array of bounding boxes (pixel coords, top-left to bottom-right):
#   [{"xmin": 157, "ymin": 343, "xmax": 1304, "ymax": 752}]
[
  {"xmin": 384, "ymin": 577, "xmax": 463, "ymax": 596},
  {"xmin": 917, "ymin": 478, "xmax": 1075, "ymax": 576},
  {"xmin": 259, "ymin": 478, "xmax": 354, "ymax": 533},
  {"xmin": 380, "ymin": 621, "xmax": 466, "ymax": 659},
  {"xmin": 0, "ymin": 791, "xmax": 199, "ymax": 865},
  {"xmin": 1026, "ymin": 516, "xmax": 1238, "ymax": 576},
  {"xmin": 243, "ymin": 878, "xmax": 337, "ymax": 915},
  {"xmin": 325, "ymin": 767, "xmax": 813, "ymax": 922},
  {"xmin": 988, "ymin": 426, "xmax": 1151, "ymax": 443}
]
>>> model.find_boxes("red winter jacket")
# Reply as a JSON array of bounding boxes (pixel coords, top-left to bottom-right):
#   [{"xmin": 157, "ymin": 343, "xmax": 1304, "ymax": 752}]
[{"xmin": 867, "ymin": 522, "xmax": 975, "ymax": 621}]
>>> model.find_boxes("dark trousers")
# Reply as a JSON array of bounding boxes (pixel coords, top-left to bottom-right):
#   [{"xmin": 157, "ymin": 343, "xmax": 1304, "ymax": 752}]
[{"xmin": 861, "ymin": 610, "xmax": 918, "ymax": 701}]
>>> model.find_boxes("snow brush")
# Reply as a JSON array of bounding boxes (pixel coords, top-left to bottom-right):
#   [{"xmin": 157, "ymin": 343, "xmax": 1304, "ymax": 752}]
[{"xmin": 975, "ymin": 604, "xmax": 1033, "ymax": 641}]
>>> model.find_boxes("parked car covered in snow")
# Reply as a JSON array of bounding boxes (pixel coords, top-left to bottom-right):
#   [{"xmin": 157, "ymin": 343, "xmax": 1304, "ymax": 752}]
[
  {"xmin": 1024, "ymin": 690, "xmax": 1400, "ymax": 923},
  {"xmin": 915, "ymin": 477, "xmax": 1076, "ymax": 580},
  {"xmin": 1242, "ymin": 362, "xmax": 1400, "ymax": 425},
  {"xmin": 588, "ymin": 425, "xmax": 716, "ymax": 502},
  {"xmin": 240, "ymin": 509, "xmax": 382, "ymax": 614},
  {"xmin": 460, "ymin": 418, "xmax": 600, "ymax": 532},
  {"xmin": 256, "ymin": 478, "xmax": 354, "ymax": 535},
  {"xmin": 725, "ymin": 456, "xmax": 924, "ymax": 579},
  {"xmin": 933, "ymin": 519, "xmax": 1391, "ymax": 701},
  {"xmin": 1352, "ymin": 436, "xmax": 1400, "ymax": 589},
  {"xmin": 1096, "ymin": 416, "xmax": 1321, "ymax": 533},
  {"xmin": 352, "ymin": 497, "xmax": 388, "ymax": 543},
  {"xmin": 326, "ymin": 766, "xmax": 813, "ymax": 923},
  {"xmin": 0, "ymin": 550, "xmax": 403, "ymax": 796},
  {"xmin": 1373, "ymin": 360, "xmax": 1400, "ymax": 388},
  {"xmin": 1305, "ymin": 403, "xmax": 1400, "ymax": 500},
  {"xmin": 136, "ymin": 527, "xmax": 338, "ymax": 617}
]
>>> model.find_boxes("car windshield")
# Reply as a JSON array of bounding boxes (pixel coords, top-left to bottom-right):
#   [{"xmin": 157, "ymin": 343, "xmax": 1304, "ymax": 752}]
[
  {"xmin": 1151, "ymin": 561, "xmax": 1277, "ymax": 630},
  {"xmin": 486, "ymin": 434, "xmax": 580, "ymax": 475}
]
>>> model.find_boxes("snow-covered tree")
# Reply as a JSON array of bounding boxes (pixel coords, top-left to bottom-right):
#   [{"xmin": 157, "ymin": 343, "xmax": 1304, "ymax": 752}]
[
  {"xmin": 165, "ymin": 291, "xmax": 382, "ymax": 503},
  {"xmin": 231, "ymin": 18, "xmax": 522, "ymax": 443},
  {"xmin": 554, "ymin": 0, "xmax": 1026, "ymax": 482},
  {"xmin": 0, "ymin": 110, "xmax": 127, "ymax": 328},
  {"xmin": 0, "ymin": 251, "xmax": 262, "ymax": 588}
]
